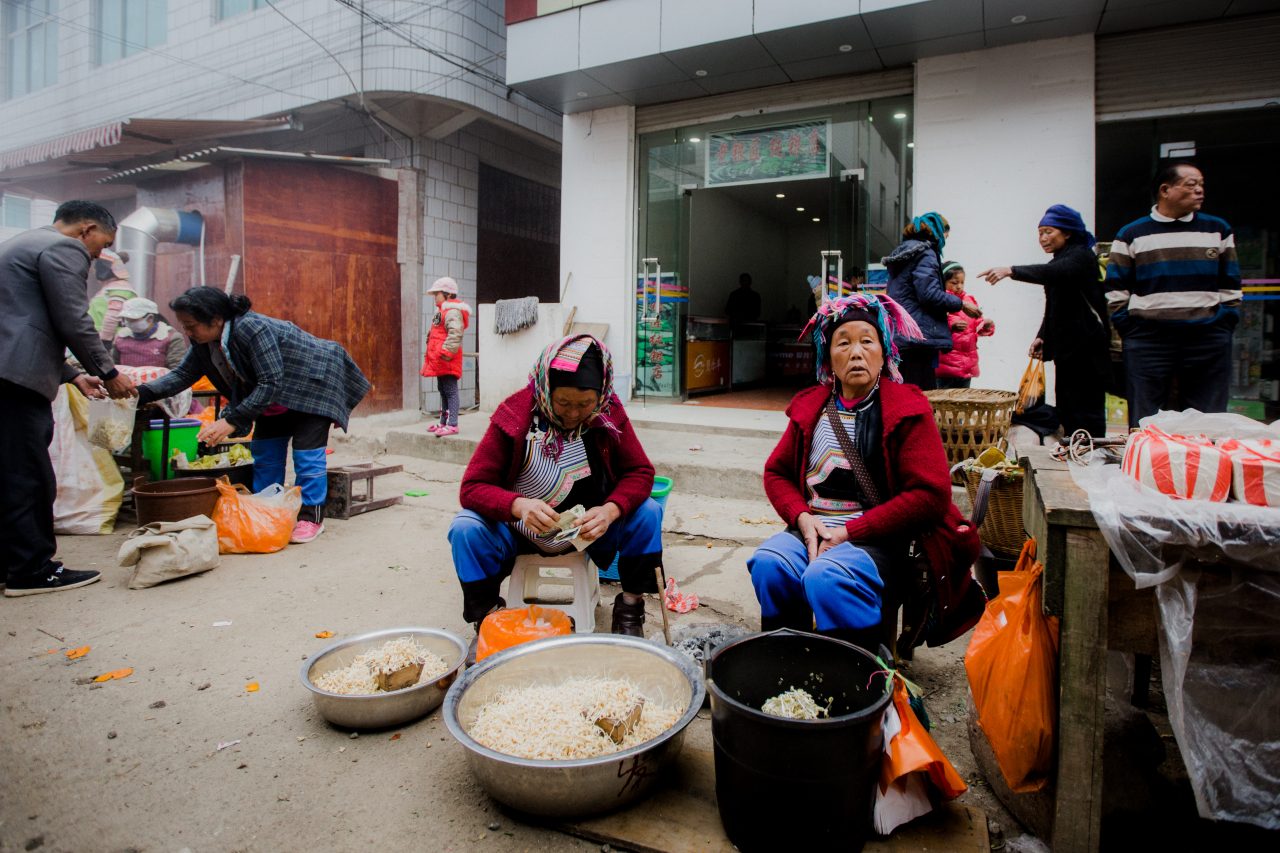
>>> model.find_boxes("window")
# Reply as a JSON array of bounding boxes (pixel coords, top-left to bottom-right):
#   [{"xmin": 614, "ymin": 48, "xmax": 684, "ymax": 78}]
[
  {"xmin": 95, "ymin": 0, "xmax": 165, "ymax": 64},
  {"xmin": 2, "ymin": 194, "xmax": 33, "ymax": 229},
  {"xmin": 218, "ymin": 0, "xmax": 267, "ymax": 19},
  {"xmin": 4, "ymin": 0, "xmax": 58, "ymax": 99}
]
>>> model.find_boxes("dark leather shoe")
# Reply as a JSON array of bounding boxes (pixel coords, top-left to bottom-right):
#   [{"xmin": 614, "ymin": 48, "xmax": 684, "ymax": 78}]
[{"xmin": 610, "ymin": 593, "xmax": 645, "ymax": 637}]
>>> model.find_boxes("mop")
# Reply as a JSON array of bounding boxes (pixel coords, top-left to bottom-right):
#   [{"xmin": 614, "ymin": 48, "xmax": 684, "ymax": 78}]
[{"xmin": 494, "ymin": 296, "xmax": 540, "ymax": 335}]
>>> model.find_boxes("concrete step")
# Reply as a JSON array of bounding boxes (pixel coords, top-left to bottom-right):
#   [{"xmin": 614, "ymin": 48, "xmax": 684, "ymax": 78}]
[{"xmin": 383, "ymin": 410, "xmax": 781, "ymax": 499}]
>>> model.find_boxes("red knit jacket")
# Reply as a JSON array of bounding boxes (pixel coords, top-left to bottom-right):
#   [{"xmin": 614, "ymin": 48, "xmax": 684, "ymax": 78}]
[
  {"xmin": 763, "ymin": 380, "xmax": 952, "ymax": 542},
  {"xmin": 459, "ymin": 388, "xmax": 656, "ymax": 522}
]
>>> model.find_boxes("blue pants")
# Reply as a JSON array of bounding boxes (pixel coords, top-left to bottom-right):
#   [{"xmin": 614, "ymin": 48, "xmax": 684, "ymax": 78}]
[
  {"xmin": 448, "ymin": 498, "xmax": 664, "ymax": 623},
  {"xmin": 251, "ymin": 411, "xmax": 331, "ymax": 521},
  {"xmin": 748, "ymin": 532, "xmax": 885, "ymax": 632}
]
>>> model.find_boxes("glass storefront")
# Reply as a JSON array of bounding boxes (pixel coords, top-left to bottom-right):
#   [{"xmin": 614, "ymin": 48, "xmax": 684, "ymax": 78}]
[
  {"xmin": 635, "ymin": 95, "xmax": 913, "ymax": 401},
  {"xmin": 1098, "ymin": 107, "xmax": 1280, "ymax": 421}
]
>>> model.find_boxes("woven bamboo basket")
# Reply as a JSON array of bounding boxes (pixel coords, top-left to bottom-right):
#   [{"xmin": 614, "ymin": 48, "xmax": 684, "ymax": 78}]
[
  {"xmin": 923, "ymin": 388, "xmax": 1018, "ymax": 468},
  {"xmin": 960, "ymin": 465, "xmax": 1027, "ymax": 559}
]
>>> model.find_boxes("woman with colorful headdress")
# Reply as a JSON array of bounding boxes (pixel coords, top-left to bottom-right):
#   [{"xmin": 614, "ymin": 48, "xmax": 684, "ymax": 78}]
[
  {"xmin": 449, "ymin": 334, "xmax": 663, "ymax": 655},
  {"xmin": 884, "ymin": 212, "xmax": 983, "ymax": 390},
  {"xmin": 749, "ymin": 294, "xmax": 973, "ymax": 652}
]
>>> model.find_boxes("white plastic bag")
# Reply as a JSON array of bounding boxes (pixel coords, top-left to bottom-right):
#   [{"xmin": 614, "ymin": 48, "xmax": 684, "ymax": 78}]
[
  {"xmin": 87, "ymin": 395, "xmax": 138, "ymax": 452},
  {"xmin": 50, "ymin": 385, "xmax": 123, "ymax": 534}
]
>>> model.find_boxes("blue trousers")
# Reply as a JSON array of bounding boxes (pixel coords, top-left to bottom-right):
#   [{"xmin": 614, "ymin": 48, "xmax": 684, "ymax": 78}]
[
  {"xmin": 448, "ymin": 498, "xmax": 664, "ymax": 622},
  {"xmin": 748, "ymin": 532, "xmax": 885, "ymax": 632},
  {"xmin": 251, "ymin": 411, "xmax": 331, "ymax": 520}
]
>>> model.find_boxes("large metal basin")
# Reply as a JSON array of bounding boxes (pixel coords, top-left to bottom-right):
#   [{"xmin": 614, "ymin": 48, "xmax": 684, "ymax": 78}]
[
  {"xmin": 300, "ymin": 627, "xmax": 466, "ymax": 730},
  {"xmin": 443, "ymin": 634, "xmax": 705, "ymax": 818}
]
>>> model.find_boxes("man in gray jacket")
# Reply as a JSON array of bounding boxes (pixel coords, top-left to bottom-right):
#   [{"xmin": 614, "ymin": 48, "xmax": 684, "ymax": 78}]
[{"xmin": 1, "ymin": 200, "xmax": 136, "ymax": 597}]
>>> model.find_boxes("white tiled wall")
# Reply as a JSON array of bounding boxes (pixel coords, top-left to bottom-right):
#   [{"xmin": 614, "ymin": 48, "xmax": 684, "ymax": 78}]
[{"xmin": 0, "ymin": 1, "xmax": 558, "ymax": 153}]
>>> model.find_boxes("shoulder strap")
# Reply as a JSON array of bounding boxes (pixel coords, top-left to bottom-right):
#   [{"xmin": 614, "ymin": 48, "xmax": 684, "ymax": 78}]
[{"xmin": 824, "ymin": 397, "xmax": 884, "ymax": 507}]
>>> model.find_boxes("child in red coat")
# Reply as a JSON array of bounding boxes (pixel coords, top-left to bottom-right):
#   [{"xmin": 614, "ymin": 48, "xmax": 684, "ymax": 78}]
[{"xmin": 936, "ymin": 262, "xmax": 994, "ymax": 389}]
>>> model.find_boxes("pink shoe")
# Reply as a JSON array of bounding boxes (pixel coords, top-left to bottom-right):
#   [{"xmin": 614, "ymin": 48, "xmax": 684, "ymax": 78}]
[
  {"xmin": 435, "ymin": 425, "xmax": 459, "ymax": 437},
  {"xmin": 290, "ymin": 520, "xmax": 325, "ymax": 544},
  {"xmin": 426, "ymin": 423, "xmax": 442, "ymax": 434}
]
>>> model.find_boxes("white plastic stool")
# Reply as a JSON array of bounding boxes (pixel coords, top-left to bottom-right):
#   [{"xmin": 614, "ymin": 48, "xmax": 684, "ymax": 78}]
[{"xmin": 505, "ymin": 552, "xmax": 601, "ymax": 634}]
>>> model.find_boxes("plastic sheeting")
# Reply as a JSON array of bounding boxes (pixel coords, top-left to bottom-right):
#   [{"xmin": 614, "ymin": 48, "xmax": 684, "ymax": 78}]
[{"xmin": 1069, "ymin": 410, "xmax": 1280, "ymax": 828}]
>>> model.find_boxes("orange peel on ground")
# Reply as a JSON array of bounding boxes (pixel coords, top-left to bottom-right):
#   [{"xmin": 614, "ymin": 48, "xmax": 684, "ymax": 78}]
[
  {"xmin": 314, "ymin": 631, "xmax": 334, "ymax": 639},
  {"xmin": 245, "ymin": 682, "xmax": 260, "ymax": 693},
  {"xmin": 65, "ymin": 646, "xmax": 90, "ymax": 660},
  {"xmin": 93, "ymin": 668, "xmax": 134, "ymax": 682}
]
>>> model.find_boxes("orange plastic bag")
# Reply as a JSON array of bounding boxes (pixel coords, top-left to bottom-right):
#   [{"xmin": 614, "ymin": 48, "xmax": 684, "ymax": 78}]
[
  {"xmin": 874, "ymin": 674, "xmax": 968, "ymax": 834},
  {"xmin": 1015, "ymin": 357, "xmax": 1046, "ymax": 415},
  {"xmin": 474, "ymin": 604, "xmax": 571, "ymax": 662},
  {"xmin": 211, "ymin": 477, "xmax": 302, "ymax": 554},
  {"xmin": 963, "ymin": 539, "xmax": 1059, "ymax": 793}
]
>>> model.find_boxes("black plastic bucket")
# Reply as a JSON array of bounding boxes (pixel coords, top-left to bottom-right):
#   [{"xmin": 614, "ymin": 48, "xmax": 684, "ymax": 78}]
[{"xmin": 707, "ymin": 629, "xmax": 892, "ymax": 852}]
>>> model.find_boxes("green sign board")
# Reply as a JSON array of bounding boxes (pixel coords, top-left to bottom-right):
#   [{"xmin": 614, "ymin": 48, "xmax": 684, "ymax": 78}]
[{"xmin": 705, "ymin": 121, "xmax": 830, "ymax": 186}]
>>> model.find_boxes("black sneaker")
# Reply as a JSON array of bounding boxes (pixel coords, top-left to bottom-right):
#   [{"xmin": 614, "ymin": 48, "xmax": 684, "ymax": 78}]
[{"xmin": 4, "ymin": 566, "xmax": 101, "ymax": 597}]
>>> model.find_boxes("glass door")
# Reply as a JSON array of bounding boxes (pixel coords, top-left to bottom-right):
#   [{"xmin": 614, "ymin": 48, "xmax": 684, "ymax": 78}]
[
  {"xmin": 825, "ymin": 156, "xmax": 869, "ymax": 300},
  {"xmin": 636, "ymin": 133, "xmax": 693, "ymax": 401}
]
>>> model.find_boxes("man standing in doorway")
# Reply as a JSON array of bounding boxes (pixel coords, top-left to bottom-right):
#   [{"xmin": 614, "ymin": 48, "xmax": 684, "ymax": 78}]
[
  {"xmin": 0, "ymin": 200, "xmax": 136, "ymax": 597},
  {"xmin": 725, "ymin": 272, "xmax": 761, "ymax": 324},
  {"xmin": 1105, "ymin": 163, "xmax": 1240, "ymax": 426}
]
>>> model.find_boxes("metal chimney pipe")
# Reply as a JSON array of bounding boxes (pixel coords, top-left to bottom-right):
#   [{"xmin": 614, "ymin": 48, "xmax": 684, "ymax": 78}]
[{"xmin": 115, "ymin": 207, "xmax": 204, "ymax": 299}]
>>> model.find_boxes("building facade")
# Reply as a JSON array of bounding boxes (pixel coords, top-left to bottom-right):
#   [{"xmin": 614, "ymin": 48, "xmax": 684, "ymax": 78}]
[
  {"xmin": 506, "ymin": 0, "xmax": 1280, "ymax": 421},
  {"xmin": 0, "ymin": 0, "xmax": 563, "ymax": 415}
]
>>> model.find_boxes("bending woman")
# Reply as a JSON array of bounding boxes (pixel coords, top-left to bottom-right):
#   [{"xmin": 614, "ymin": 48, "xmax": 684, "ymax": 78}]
[
  {"xmin": 979, "ymin": 204, "xmax": 1110, "ymax": 436},
  {"xmin": 748, "ymin": 294, "xmax": 956, "ymax": 651},
  {"xmin": 136, "ymin": 287, "xmax": 370, "ymax": 543},
  {"xmin": 449, "ymin": 335, "xmax": 662, "ymax": 649}
]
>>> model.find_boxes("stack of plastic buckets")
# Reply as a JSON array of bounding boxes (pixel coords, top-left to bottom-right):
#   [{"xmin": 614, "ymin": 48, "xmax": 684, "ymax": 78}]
[{"xmin": 599, "ymin": 475, "xmax": 673, "ymax": 581}]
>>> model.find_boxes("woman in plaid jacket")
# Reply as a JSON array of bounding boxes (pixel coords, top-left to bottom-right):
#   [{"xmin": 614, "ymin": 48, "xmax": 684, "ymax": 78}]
[{"xmin": 138, "ymin": 287, "xmax": 370, "ymax": 543}]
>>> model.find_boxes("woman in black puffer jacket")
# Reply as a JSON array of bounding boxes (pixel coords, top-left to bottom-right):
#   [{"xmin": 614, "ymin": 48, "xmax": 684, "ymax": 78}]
[
  {"xmin": 884, "ymin": 212, "xmax": 982, "ymax": 390},
  {"xmin": 980, "ymin": 204, "xmax": 1110, "ymax": 436}
]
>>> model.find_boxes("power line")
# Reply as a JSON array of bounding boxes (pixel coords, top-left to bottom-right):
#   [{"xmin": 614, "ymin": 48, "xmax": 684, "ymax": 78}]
[{"xmin": 262, "ymin": 0, "xmax": 409, "ymax": 159}]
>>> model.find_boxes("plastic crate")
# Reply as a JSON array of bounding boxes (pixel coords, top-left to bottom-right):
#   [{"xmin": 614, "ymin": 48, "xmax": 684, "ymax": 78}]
[{"xmin": 600, "ymin": 476, "xmax": 673, "ymax": 581}]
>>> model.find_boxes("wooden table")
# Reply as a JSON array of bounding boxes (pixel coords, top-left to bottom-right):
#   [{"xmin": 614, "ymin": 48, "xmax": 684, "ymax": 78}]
[{"xmin": 1019, "ymin": 446, "xmax": 1158, "ymax": 853}]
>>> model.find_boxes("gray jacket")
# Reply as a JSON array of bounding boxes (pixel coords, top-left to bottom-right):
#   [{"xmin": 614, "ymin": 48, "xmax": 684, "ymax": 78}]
[{"xmin": 0, "ymin": 226, "xmax": 116, "ymax": 399}]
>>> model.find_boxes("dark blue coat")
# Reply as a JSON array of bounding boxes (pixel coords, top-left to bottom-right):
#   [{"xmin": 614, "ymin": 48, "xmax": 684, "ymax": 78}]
[
  {"xmin": 884, "ymin": 239, "xmax": 963, "ymax": 351},
  {"xmin": 140, "ymin": 312, "xmax": 370, "ymax": 433}
]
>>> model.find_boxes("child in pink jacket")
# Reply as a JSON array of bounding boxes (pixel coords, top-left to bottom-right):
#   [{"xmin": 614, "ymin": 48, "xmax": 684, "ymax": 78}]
[{"xmin": 936, "ymin": 262, "xmax": 995, "ymax": 388}]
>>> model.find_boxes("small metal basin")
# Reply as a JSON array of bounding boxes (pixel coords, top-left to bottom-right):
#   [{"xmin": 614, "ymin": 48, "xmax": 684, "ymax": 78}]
[
  {"xmin": 443, "ymin": 634, "xmax": 705, "ymax": 818},
  {"xmin": 299, "ymin": 627, "xmax": 466, "ymax": 730}
]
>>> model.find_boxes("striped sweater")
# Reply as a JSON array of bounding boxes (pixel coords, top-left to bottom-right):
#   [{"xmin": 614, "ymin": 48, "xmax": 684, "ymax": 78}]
[{"xmin": 1105, "ymin": 207, "xmax": 1241, "ymax": 325}]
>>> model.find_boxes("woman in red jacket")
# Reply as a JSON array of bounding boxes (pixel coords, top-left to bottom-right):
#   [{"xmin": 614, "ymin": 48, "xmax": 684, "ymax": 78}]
[
  {"xmin": 750, "ymin": 294, "xmax": 957, "ymax": 650},
  {"xmin": 448, "ymin": 335, "xmax": 662, "ymax": 646}
]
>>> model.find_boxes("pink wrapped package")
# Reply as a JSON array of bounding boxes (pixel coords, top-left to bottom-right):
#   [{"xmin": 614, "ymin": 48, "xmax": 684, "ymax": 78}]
[
  {"xmin": 1121, "ymin": 426, "xmax": 1232, "ymax": 502},
  {"xmin": 1218, "ymin": 438, "xmax": 1280, "ymax": 507}
]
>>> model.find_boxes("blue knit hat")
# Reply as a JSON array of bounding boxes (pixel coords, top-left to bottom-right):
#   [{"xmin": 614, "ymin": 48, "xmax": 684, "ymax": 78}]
[{"xmin": 1038, "ymin": 204, "xmax": 1096, "ymax": 248}]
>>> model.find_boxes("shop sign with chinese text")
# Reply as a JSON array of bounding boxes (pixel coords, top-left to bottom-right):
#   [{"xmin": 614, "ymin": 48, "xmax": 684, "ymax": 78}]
[{"xmin": 705, "ymin": 121, "xmax": 830, "ymax": 186}]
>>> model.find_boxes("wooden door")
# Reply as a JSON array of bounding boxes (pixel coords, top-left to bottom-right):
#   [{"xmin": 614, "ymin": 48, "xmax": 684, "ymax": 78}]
[{"xmin": 239, "ymin": 159, "xmax": 401, "ymax": 413}]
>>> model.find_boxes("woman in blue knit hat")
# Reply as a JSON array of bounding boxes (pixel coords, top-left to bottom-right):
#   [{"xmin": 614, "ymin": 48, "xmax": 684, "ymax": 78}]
[
  {"xmin": 980, "ymin": 204, "xmax": 1110, "ymax": 436},
  {"xmin": 884, "ymin": 212, "xmax": 983, "ymax": 390}
]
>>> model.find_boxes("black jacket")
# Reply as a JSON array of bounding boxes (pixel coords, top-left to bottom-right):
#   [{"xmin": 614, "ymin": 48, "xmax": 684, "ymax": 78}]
[{"xmin": 1011, "ymin": 242, "xmax": 1109, "ymax": 364}]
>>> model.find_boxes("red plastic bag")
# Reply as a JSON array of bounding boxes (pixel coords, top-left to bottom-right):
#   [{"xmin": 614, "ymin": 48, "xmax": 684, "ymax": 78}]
[
  {"xmin": 474, "ymin": 604, "xmax": 571, "ymax": 662},
  {"xmin": 211, "ymin": 477, "xmax": 301, "ymax": 554},
  {"xmin": 964, "ymin": 539, "xmax": 1059, "ymax": 793},
  {"xmin": 874, "ymin": 674, "xmax": 967, "ymax": 834}
]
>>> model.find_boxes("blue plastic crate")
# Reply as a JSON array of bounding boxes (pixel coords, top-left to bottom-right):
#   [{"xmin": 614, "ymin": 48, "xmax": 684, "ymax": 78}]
[{"xmin": 599, "ymin": 477, "xmax": 672, "ymax": 581}]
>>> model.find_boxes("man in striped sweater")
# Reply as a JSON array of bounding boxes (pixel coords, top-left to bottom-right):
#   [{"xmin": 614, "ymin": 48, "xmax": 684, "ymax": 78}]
[{"xmin": 1106, "ymin": 163, "xmax": 1241, "ymax": 427}]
